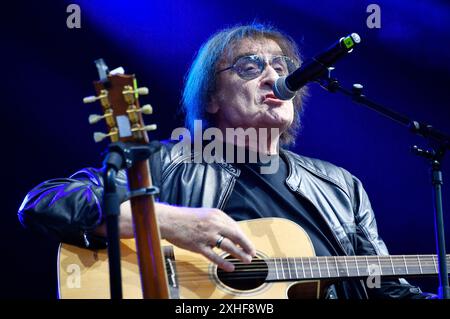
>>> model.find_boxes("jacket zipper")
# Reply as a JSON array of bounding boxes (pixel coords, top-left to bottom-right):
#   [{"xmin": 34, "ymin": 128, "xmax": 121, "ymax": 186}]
[
  {"xmin": 161, "ymin": 153, "xmax": 196, "ymax": 185},
  {"xmin": 281, "ymin": 150, "xmax": 349, "ymax": 256},
  {"xmin": 218, "ymin": 175, "xmax": 237, "ymax": 210},
  {"xmin": 295, "ymin": 188, "xmax": 349, "ymax": 256}
]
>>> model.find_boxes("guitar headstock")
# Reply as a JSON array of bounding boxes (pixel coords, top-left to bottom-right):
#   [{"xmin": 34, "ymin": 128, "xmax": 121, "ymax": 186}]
[{"xmin": 83, "ymin": 63, "xmax": 156, "ymax": 144}]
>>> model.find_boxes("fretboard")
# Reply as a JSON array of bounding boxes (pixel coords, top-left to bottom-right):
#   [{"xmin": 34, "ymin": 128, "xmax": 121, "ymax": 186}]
[{"xmin": 265, "ymin": 255, "xmax": 450, "ymax": 281}]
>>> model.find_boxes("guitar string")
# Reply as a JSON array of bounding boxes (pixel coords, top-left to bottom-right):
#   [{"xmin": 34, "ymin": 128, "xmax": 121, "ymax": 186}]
[
  {"xmin": 166, "ymin": 255, "xmax": 444, "ymax": 268},
  {"xmin": 167, "ymin": 260, "xmax": 444, "ymax": 271},
  {"xmin": 169, "ymin": 259, "xmax": 443, "ymax": 269},
  {"xmin": 167, "ymin": 258, "xmax": 443, "ymax": 275},
  {"xmin": 172, "ymin": 261, "xmax": 444, "ymax": 283},
  {"xmin": 171, "ymin": 262, "xmax": 442, "ymax": 276},
  {"xmin": 165, "ymin": 263, "xmax": 444, "ymax": 281},
  {"xmin": 168, "ymin": 254, "xmax": 441, "ymax": 262},
  {"xmin": 172, "ymin": 263, "xmax": 446, "ymax": 282},
  {"xmin": 174, "ymin": 266, "xmax": 439, "ymax": 283},
  {"xmin": 85, "ymin": 256, "xmax": 443, "ymax": 284}
]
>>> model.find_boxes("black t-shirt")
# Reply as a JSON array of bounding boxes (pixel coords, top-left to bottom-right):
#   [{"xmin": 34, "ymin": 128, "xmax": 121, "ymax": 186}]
[{"xmin": 224, "ymin": 153, "xmax": 340, "ymax": 257}]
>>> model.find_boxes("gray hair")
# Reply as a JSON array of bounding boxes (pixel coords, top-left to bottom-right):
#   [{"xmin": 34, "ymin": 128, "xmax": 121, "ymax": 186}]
[{"xmin": 182, "ymin": 23, "xmax": 308, "ymax": 146}]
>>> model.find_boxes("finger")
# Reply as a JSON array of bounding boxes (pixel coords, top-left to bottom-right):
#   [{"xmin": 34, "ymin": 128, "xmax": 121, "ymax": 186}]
[
  {"xmin": 220, "ymin": 226, "xmax": 256, "ymax": 257},
  {"xmin": 201, "ymin": 246, "xmax": 235, "ymax": 272},
  {"xmin": 217, "ymin": 237, "xmax": 252, "ymax": 264}
]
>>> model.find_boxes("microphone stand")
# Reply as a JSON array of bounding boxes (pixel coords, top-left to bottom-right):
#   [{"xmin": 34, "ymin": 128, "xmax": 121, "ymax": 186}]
[
  {"xmin": 316, "ymin": 67, "xmax": 450, "ymax": 299},
  {"xmin": 102, "ymin": 140, "xmax": 161, "ymax": 299}
]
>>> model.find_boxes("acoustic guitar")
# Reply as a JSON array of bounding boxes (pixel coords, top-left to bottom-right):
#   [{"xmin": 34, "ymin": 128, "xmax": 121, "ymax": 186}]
[{"xmin": 58, "ymin": 217, "xmax": 449, "ymax": 299}]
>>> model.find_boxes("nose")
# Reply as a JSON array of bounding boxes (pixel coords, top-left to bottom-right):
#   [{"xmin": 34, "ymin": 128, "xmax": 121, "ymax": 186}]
[{"xmin": 259, "ymin": 64, "xmax": 279, "ymax": 89}]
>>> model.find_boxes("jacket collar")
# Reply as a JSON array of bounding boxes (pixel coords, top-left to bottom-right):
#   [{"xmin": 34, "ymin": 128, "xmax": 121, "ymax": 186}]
[{"xmin": 280, "ymin": 148, "xmax": 350, "ymax": 198}]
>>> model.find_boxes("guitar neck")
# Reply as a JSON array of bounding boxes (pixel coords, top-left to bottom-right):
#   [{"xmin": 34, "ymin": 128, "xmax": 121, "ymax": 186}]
[{"xmin": 265, "ymin": 254, "xmax": 450, "ymax": 281}]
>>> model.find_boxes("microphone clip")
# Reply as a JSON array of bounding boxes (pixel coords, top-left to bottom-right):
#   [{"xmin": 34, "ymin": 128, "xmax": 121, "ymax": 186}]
[{"xmin": 317, "ymin": 67, "xmax": 339, "ymax": 93}]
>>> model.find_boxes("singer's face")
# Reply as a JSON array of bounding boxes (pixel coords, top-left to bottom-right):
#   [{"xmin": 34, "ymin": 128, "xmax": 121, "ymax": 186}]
[{"xmin": 209, "ymin": 38, "xmax": 294, "ymax": 137}]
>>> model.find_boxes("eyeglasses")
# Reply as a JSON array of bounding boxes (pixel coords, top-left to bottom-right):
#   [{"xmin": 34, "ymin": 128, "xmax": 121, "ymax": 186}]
[{"xmin": 217, "ymin": 55, "xmax": 297, "ymax": 80}]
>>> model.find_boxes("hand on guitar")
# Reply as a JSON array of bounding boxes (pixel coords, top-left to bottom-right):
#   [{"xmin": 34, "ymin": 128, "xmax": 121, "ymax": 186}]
[
  {"xmin": 158, "ymin": 204, "xmax": 257, "ymax": 272},
  {"xmin": 94, "ymin": 201, "xmax": 256, "ymax": 272}
]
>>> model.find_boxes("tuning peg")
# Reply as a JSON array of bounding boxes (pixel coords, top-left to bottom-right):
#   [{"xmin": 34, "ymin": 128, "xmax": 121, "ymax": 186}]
[
  {"xmin": 143, "ymin": 124, "xmax": 157, "ymax": 131},
  {"xmin": 127, "ymin": 104, "xmax": 153, "ymax": 116},
  {"xmin": 136, "ymin": 87, "xmax": 149, "ymax": 95},
  {"xmin": 93, "ymin": 130, "xmax": 118, "ymax": 143},
  {"xmin": 132, "ymin": 124, "xmax": 157, "ymax": 133},
  {"xmin": 83, "ymin": 96, "xmax": 99, "ymax": 104},
  {"xmin": 88, "ymin": 109, "xmax": 113, "ymax": 125},
  {"xmin": 83, "ymin": 90, "xmax": 109, "ymax": 107},
  {"xmin": 83, "ymin": 93, "xmax": 107, "ymax": 104},
  {"xmin": 93, "ymin": 132, "xmax": 108, "ymax": 143},
  {"xmin": 140, "ymin": 104, "xmax": 153, "ymax": 114},
  {"xmin": 88, "ymin": 114, "xmax": 103, "ymax": 124},
  {"xmin": 122, "ymin": 87, "xmax": 149, "ymax": 96}
]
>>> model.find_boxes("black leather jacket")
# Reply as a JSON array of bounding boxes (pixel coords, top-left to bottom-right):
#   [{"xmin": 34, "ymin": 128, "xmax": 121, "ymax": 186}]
[{"xmin": 18, "ymin": 141, "xmax": 429, "ymax": 299}]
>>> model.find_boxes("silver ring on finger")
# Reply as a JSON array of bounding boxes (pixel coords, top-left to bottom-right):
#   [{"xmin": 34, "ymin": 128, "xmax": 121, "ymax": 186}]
[{"xmin": 215, "ymin": 235, "xmax": 225, "ymax": 248}]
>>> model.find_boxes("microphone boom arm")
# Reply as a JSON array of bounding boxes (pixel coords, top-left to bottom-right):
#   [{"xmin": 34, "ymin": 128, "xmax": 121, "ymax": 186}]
[{"xmin": 317, "ymin": 69, "xmax": 450, "ymax": 299}]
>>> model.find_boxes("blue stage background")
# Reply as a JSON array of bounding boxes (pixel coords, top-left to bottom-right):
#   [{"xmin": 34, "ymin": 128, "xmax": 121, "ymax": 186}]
[{"xmin": 2, "ymin": 0, "xmax": 449, "ymax": 298}]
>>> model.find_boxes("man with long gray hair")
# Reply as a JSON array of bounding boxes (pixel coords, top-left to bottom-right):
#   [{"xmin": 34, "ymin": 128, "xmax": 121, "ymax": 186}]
[{"xmin": 19, "ymin": 23, "xmax": 431, "ymax": 299}]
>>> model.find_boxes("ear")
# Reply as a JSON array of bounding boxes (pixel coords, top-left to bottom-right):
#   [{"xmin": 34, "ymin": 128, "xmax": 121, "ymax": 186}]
[{"xmin": 206, "ymin": 95, "xmax": 220, "ymax": 114}]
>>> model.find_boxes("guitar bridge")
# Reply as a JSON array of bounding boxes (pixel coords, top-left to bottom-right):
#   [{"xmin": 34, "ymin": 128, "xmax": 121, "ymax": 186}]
[{"xmin": 163, "ymin": 246, "xmax": 180, "ymax": 299}]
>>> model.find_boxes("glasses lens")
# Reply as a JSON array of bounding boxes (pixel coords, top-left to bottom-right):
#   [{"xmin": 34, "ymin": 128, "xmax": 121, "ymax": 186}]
[
  {"xmin": 234, "ymin": 56, "xmax": 264, "ymax": 80},
  {"xmin": 271, "ymin": 56, "xmax": 296, "ymax": 76},
  {"xmin": 231, "ymin": 55, "xmax": 297, "ymax": 80}
]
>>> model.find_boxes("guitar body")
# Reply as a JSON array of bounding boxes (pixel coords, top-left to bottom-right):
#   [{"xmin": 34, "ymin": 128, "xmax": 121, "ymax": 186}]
[{"xmin": 58, "ymin": 218, "xmax": 327, "ymax": 299}]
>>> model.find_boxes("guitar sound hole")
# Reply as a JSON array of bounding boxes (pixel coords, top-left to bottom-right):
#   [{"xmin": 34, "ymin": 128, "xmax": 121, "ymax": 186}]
[{"xmin": 217, "ymin": 255, "xmax": 268, "ymax": 291}]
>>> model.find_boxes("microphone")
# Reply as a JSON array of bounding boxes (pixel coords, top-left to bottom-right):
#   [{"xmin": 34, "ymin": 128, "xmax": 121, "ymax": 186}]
[{"xmin": 273, "ymin": 33, "xmax": 361, "ymax": 100}]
